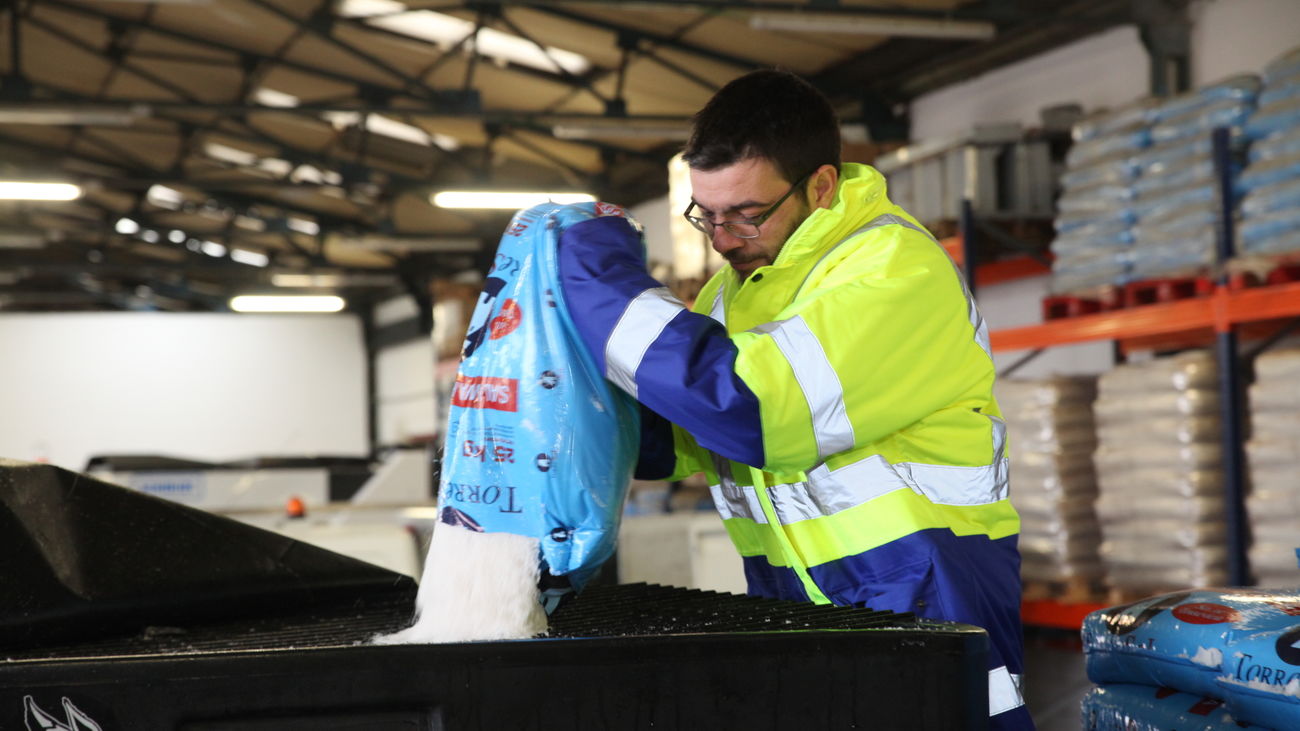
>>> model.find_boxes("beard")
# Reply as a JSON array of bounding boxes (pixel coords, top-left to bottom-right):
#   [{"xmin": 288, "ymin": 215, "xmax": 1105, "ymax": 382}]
[{"xmin": 726, "ymin": 199, "xmax": 813, "ymax": 274}]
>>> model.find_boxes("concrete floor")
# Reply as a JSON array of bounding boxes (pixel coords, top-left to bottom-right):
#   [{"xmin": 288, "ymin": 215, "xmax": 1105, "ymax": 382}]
[{"xmin": 1022, "ymin": 628, "xmax": 1094, "ymax": 731}]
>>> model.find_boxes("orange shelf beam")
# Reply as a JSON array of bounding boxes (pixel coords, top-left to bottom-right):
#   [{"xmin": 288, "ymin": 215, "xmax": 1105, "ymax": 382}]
[
  {"xmin": 991, "ymin": 281, "xmax": 1300, "ymax": 352},
  {"xmin": 940, "ymin": 236, "xmax": 1052, "ymax": 288},
  {"xmin": 1021, "ymin": 598, "xmax": 1108, "ymax": 631}
]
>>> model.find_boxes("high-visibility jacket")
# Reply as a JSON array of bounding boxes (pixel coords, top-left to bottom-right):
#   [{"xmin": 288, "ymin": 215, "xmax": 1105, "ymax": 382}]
[{"xmin": 556, "ymin": 163, "xmax": 1030, "ymax": 728}]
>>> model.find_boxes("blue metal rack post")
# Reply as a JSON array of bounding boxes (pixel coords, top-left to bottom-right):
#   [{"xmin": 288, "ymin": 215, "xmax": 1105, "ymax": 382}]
[{"xmin": 1212, "ymin": 125, "xmax": 1250, "ymax": 587}]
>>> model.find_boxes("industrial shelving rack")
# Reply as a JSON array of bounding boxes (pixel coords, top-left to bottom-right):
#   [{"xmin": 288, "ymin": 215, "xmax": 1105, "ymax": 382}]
[{"xmin": 972, "ymin": 128, "xmax": 1300, "ymax": 628}]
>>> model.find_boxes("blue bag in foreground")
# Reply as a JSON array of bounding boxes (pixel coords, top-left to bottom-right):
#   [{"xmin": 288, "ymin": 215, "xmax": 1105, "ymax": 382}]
[
  {"xmin": 1082, "ymin": 684, "xmax": 1268, "ymax": 730},
  {"xmin": 1083, "ymin": 587, "xmax": 1300, "ymax": 729},
  {"xmin": 378, "ymin": 202, "xmax": 642, "ymax": 644}
]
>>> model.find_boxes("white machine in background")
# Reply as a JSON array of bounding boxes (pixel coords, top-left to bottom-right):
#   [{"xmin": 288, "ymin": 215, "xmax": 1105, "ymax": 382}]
[
  {"xmin": 617, "ymin": 512, "xmax": 747, "ymax": 595},
  {"xmin": 88, "ymin": 449, "xmax": 437, "ymax": 579}
]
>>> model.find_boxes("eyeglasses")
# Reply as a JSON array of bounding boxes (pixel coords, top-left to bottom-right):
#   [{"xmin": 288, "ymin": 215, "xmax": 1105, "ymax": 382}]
[{"xmin": 682, "ymin": 172, "xmax": 811, "ymax": 239}]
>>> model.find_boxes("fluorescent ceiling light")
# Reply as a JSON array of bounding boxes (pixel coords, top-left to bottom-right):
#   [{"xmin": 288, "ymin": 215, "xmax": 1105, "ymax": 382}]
[
  {"xmin": 432, "ymin": 191, "xmax": 596, "ymax": 209},
  {"xmin": 272, "ymin": 273, "xmax": 343, "ymax": 288},
  {"xmin": 271, "ymin": 271, "xmax": 397, "ymax": 287},
  {"xmin": 323, "ymin": 111, "xmax": 461, "ymax": 151},
  {"xmin": 326, "ymin": 233, "xmax": 480, "ymax": 252},
  {"xmin": 0, "ymin": 182, "xmax": 81, "ymax": 201},
  {"xmin": 253, "ymin": 87, "xmax": 300, "ymax": 108},
  {"xmin": 289, "ymin": 165, "xmax": 344, "ymax": 186},
  {"xmin": 553, "ymin": 123, "xmax": 691, "ymax": 141},
  {"xmin": 204, "ymin": 142, "xmax": 259, "ymax": 167},
  {"xmin": 233, "ymin": 215, "xmax": 266, "ymax": 232},
  {"xmin": 340, "ymin": 0, "xmax": 590, "ymax": 75},
  {"xmin": 201, "ymin": 241, "xmax": 227, "ymax": 257},
  {"xmin": 141, "ymin": 230, "xmax": 160, "ymax": 243},
  {"xmin": 115, "ymin": 217, "xmax": 140, "ymax": 235},
  {"xmin": 168, "ymin": 229, "xmax": 187, "ymax": 244},
  {"xmin": 288, "ymin": 217, "xmax": 321, "ymax": 236},
  {"xmin": 231, "ymin": 248, "xmax": 270, "ymax": 267},
  {"xmin": 147, "ymin": 184, "xmax": 185, "ymax": 210},
  {"xmin": 231, "ymin": 295, "xmax": 346, "ymax": 313},
  {"xmin": 748, "ymin": 13, "xmax": 996, "ymax": 41},
  {"xmin": 0, "ymin": 103, "xmax": 151, "ymax": 126}
]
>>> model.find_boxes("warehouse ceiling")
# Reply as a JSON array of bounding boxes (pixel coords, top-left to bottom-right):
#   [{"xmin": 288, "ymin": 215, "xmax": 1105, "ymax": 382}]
[{"xmin": 0, "ymin": 0, "xmax": 1139, "ymax": 312}]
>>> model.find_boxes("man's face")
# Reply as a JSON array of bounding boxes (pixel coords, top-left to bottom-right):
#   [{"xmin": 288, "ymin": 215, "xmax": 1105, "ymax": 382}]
[{"xmin": 688, "ymin": 157, "xmax": 812, "ymax": 281}]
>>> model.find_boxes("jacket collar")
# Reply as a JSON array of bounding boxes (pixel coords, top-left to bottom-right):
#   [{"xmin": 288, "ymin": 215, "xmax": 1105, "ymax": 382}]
[{"xmin": 768, "ymin": 162, "xmax": 890, "ymax": 274}]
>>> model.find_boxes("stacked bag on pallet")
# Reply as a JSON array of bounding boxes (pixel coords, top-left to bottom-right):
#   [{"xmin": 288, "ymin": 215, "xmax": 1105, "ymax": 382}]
[
  {"xmin": 1241, "ymin": 46, "xmax": 1300, "ymax": 256},
  {"xmin": 1050, "ymin": 101, "xmax": 1151, "ymax": 293},
  {"xmin": 996, "ymin": 377, "xmax": 1103, "ymax": 585},
  {"xmin": 1082, "ymin": 587, "xmax": 1300, "ymax": 730},
  {"xmin": 1130, "ymin": 75, "xmax": 1258, "ymax": 280},
  {"xmin": 1093, "ymin": 351, "xmax": 1229, "ymax": 592},
  {"xmin": 1247, "ymin": 347, "xmax": 1300, "ymax": 587},
  {"xmin": 1082, "ymin": 684, "xmax": 1268, "ymax": 730}
]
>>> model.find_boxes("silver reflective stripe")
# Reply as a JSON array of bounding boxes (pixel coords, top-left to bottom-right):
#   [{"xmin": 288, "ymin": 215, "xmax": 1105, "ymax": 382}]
[
  {"xmin": 709, "ymin": 452, "xmax": 763, "ymax": 522},
  {"xmin": 708, "ymin": 286, "xmax": 727, "ymax": 327},
  {"xmin": 605, "ymin": 286, "xmax": 685, "ymax": 398},
  {"xmin": 988, "ymin": 666, "xmax": 1025, "ymax": 716},
  {"xmin": 750, "ymin": 316, "xmax": 855, "ymax": 460},
  {"xmin": 770, "ymin": 457, "xmax": 911, "ymax": 523},
  {"xmin": 709, "ymin": 449, "xmax": 1007, "ymax": 525}
]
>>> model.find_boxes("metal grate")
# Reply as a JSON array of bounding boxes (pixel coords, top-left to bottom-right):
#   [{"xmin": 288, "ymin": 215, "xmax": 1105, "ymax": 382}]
[
  {"xmin": 547, "ymin": 582, "xmax": 912, "ymax": 637},
  {"xmin": 4, "ymin": 583, "xmax": 917, "ymax": 664},
  {"xmin": 3, "ymin": 591, "xmax": 418, "ymax": 662}
]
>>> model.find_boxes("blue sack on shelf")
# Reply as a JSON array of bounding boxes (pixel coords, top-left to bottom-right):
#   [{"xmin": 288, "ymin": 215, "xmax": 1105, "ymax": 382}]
[
  {"xmin": 1251, "ymin": 127, "xmax": 1300, "ymax": 164},
  {"xmin": 1062, "ymin": 153, "xmax": 1140, "ymax": 189},
  {"xmin": 439, "ymin": 201, "xmax": 641, "ymax": 590},
  {"xmin": 1243, "ymin": 178, "xmax": 1300, "ymax": 217},
  {"xmin": 1264, "ymin": 45, "xmax": 1300, "ymax": 84},
  {"xmin": 1240, "ymin": 152, "xmax": 1300, "ymax": 193},
  {"xmin": 1148, "ymin": 74, "xmax": 1260, "ymax": 124},
  {"xmin": 1133, "ymin": 158, "xmax": 1217, "ymax": 196},
  {"xmin": 1073, "ymin": 100, "xmax": 1157, "ymax": 142},
  {"xmin": 1242, "ymin": 207, "xmax": 1300, "ymax": 247},
  {"xmin": 1260, "ymin": 71, "xmax": 1300, "ymax": 107},
  {"xmin": 1068, "ymin": 128, "xmax": 1152, "ymax": 169},
  {"xmin": 1244, "ymin": 229, "xmax": 1300, "ymax": 256},
  {"xmin": 1051, "ymin": 219, "xmax": 1134, "ymax": 253},
  {"xmin": 1152, "ymin": 100, "xmax": 1255, "ymax": 145},
  {"xmin": 1247, "ymin": 97, "xmax": 1300, "ymax": 141},
  {"xmin": 1055, "ymin": 206, "xmax": 1137, "ymax": 233},
  {"xmin": 1133, "ymin": 182, "xmax": 1220, "ymax": 221},
  {"xmin": 1081, "ymin": 684, "xmax": 1270, "ymax": 731}
]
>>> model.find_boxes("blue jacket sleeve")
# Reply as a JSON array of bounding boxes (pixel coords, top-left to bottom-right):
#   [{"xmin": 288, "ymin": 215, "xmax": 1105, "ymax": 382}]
[{"xmin": 556, "ymin": 216, "xmax": 766, "ymax": 468}]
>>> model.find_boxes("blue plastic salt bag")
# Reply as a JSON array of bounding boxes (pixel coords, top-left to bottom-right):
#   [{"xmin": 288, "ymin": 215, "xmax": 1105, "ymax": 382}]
[
  {"xmin": 1215, "ymin": 622, "xmax": 1300, "ymax": 730},
  {"xmin": 1081, "ymin": 684, "xmax": 1270, "ymax": 730},
  {"xmin": 439, "ymin": 201, "xmax": 641, "ymax": 590},
  {"xmin": 1084, "ymin": 588, "xmax": 1300, "ymax": 729}
]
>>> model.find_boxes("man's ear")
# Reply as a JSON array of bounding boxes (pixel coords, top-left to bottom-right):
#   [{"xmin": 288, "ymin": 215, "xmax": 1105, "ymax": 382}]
[{"xmin": 809, "ymin": 163, "xmax": 838, "ymax": 209}]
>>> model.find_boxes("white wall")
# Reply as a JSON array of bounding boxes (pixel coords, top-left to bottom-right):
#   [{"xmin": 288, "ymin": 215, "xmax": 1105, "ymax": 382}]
[
  {"xmin": 376, "ymin": 336, "xmax": 436, "ymax": 445},
  {"xmin": 630, "ymin": 194, "xmax": 675, "ymax": 273},
  {"xmin": 0, "ymin": 313, "xmax": 368, "ymax": 471},
  {"xmin": 1191, "ymin": 0, "xmax": 1300, "ymax": 84},
  {"xmin": 909, "ymin": 26, "xmax": 1150, "ymax": 141},
  {"xmin": 977, "ymin": 276, "xmax": 1116, "ymax": 379}
]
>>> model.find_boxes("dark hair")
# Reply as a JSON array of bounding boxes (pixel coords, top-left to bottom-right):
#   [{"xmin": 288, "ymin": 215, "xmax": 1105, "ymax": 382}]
[{"xmin": 682, "ymin": 69, "xmax": 841, "ymax": 183}]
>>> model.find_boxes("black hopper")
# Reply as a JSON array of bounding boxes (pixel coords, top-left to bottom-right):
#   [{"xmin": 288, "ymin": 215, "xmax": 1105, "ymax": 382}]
[{"xmin": 0, "ymin": 459, "xmax": 415, "ymax": 651}]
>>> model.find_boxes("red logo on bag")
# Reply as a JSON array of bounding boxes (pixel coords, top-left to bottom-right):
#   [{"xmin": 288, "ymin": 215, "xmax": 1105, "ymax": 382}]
[
  {"xmin": 1171, "ymin": 603, "xmax": 1241, "ymax": 625},
  {"xmin": 489, "ymin": 299, "xmax": 521, "ymax": 340},
  {"xmin": 451, "ymin": 376, "xmax": 518, "ymax": 412},
  {"xmin": 595, "ymin": 201, "xmax": 627, "ymax": 218},
  {"xmin": 1188, "ymin": 697, "xmax": 1225, "ymax": 715},
  {"xmin": 1265, "ymin": 600, "xmax": 1300, "ymax": 616}
]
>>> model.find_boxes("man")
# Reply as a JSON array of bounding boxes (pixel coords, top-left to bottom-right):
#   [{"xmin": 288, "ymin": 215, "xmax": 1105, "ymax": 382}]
[{"xmin": 555, "ymin": 69, "xmax": 1029, "ymax": 729}]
